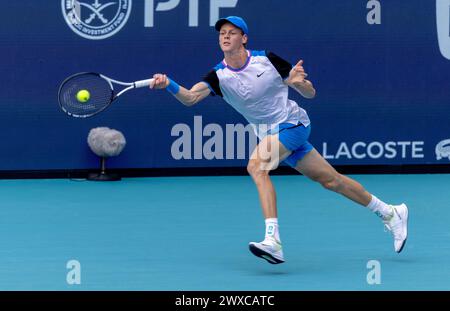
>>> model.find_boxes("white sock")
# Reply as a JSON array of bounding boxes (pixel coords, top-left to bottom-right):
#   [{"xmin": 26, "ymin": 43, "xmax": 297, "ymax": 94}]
[
  {"xmin": 366, "ymin": 195, "xmax": 393, "ymax": 219},
  {"xmin": 264, "ymin": 218, "xmax": 281, "ymax": 243}
]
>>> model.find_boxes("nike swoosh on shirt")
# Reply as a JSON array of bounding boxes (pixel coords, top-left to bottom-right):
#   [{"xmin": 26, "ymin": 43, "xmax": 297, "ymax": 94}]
[{"xmin": 257, "ymin": 71, "xmax": 265, "ymax": 77}]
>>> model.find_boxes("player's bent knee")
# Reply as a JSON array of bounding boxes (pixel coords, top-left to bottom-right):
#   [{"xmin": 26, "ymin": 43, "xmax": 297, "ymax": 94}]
[
  {"xmin": 247, "ymin": 160, "xmax": 269, "ymax": 178},
  {"xmin": 246, "ymin": 160, "xmax": 258, "ymax": 176},
  {"xmin": 320, "ymin": 174, "xmax": 343, "ymax": 192}
]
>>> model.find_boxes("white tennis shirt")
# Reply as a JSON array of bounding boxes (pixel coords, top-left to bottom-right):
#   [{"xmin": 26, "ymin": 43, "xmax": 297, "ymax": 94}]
[{"xmin": 203, "ymin": 50, "xmax": 310, "ymax": 138}]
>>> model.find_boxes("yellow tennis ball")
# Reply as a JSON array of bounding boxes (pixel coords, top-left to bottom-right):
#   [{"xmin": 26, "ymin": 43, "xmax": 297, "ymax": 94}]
[{"xmin": 76, "ymin": 90, "xmax": 90, "ymax": 103}]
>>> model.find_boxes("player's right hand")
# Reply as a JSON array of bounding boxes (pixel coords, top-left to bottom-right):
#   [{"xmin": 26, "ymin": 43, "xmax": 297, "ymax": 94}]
[{"xmin": 150, "ymin": 73, "xmax": 169, "ymax": 89}]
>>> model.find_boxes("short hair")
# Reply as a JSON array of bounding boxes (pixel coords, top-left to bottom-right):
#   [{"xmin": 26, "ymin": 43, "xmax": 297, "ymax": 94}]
[{"xmin": 240, "ymin": 30, "xmax": 248, "ymax": 48}]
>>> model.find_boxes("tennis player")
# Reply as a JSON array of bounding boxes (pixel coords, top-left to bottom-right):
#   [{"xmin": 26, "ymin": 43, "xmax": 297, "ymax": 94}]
[{"xmin": 150, "ymin": 16, "xmax": 408, "ymax": 264}]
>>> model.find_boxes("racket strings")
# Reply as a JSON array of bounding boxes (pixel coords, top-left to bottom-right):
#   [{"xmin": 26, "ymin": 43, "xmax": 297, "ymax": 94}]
[{"xmin": 58, "ymin": 73, "xmax": 113, "ymax": 117}]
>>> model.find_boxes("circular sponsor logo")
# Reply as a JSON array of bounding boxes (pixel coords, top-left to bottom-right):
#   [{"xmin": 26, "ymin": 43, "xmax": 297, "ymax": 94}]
[{"xmin": 62, "ymin": 0, "xmax": 132, "ymax": 40}]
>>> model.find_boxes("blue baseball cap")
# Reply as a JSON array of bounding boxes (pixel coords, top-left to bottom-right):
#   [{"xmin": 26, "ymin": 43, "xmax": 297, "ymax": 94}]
[{"xmin": 215, "ymin": 16, "xmax": 249, "ymax": 35}]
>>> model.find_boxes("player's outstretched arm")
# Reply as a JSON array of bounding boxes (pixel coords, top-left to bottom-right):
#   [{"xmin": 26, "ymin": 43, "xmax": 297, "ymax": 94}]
[
  {"xmin": 150, "ymin": 73, "xmax": 210, "ymax": 107},
  {"xmin": 285, "ymin": 60, "xmax": 316, "ymax": 99}
]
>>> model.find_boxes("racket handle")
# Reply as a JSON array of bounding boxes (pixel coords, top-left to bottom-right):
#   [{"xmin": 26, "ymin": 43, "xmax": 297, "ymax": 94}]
[{"xmin": 134, "ymin": 79, "xmax": 154, "ymax": 88}]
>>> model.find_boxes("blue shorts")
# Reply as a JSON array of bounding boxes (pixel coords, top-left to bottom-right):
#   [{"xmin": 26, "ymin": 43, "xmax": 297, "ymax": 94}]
[{"xmin": 268, "ymin": 123, "xmax": 314, "ymax": 167}]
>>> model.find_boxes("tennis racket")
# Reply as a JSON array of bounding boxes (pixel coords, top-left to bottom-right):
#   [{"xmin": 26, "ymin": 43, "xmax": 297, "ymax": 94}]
[{"xmin": 58, "ymin": 72, "xmax": 154, "ymax": 118}]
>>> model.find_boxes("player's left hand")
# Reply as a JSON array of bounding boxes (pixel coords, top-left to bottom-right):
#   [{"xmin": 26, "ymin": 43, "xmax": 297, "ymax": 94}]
[{"xmin": 290, "ymin": 60, "xmax": 308, "ymax": 83}]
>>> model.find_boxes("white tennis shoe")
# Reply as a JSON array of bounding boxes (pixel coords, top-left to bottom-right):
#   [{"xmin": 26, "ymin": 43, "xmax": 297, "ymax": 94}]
[
  {"xmin": 249, "ymin": 237, "xmax": 285, "ymax": 264},
  {"xmin": 383, "ymin": 203, "xmax": 409, "ymax": 253}
]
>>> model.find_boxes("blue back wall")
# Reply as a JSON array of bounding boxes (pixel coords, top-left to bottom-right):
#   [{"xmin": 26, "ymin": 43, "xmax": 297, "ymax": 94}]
[{"xmin": 1, "ymin": 0, "xmax": 450, "ymax": 170}]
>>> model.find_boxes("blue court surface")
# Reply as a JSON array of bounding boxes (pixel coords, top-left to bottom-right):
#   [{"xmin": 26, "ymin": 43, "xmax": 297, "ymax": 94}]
[{"xmin": 0, "ymin": 174, "xmax": 449, "ymax": 291}]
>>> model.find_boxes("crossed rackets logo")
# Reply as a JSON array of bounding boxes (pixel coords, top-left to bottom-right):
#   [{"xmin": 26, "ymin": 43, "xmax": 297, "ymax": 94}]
[
  {"xmin": 81, "ymin": 0, "xmax": 116, "ymax": 25},
  {"xmin": 62, "ymin": 0, "xmax": 132, "ymax": 40}
]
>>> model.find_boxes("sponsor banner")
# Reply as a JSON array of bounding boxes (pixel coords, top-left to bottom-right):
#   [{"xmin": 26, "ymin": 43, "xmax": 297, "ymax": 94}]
[{"xmin": 1, "ymin": 1, "xmax": 450, "ymax": 169}]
